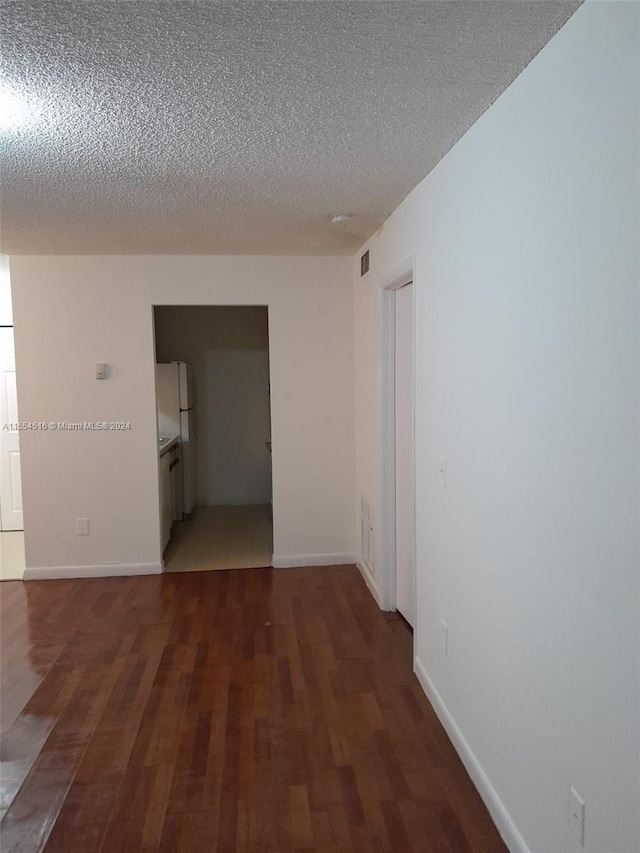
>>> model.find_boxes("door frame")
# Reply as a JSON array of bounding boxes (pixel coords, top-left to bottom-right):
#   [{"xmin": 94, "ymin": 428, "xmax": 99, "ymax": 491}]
[
  {"xmin": 378, "ymin": 255, "xmax": 417, "ymax": 631},
  {"xmin": 0, "ymin": 326, "xmax": 23, "ymax": 531}
]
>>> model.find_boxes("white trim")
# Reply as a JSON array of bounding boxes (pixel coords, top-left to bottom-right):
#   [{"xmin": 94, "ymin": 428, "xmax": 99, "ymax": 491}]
[
  {"xmin": 356, "ymin": 557, "xmax": 382, "ymax": 607},
  {"xmin": 23, "ymin": 562, "xmax": 163, "ymax": 581},
  {"xmin": 379, "ymin": 256, "xmax": 416, "ymax": 294},
  {"xmin": 414, "ymin": 656, "xmax": 530, "ymax": 853},
  {"xmin": 271, "ymin": 553, "xmax": 355, "ymax": 568},
  {"xmin": 378, "ymin": 255, "xmax": 417, "ymax": 619},
  {"xmin": 378, "ymin": 286, "xmax": 396, "ymax": 611}
]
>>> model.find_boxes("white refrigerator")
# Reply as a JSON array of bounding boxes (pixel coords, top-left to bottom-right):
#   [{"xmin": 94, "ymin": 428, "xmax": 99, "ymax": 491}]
[{"xmin": 155, "ymin": 361, "xmax": 197, "ymax": 516}]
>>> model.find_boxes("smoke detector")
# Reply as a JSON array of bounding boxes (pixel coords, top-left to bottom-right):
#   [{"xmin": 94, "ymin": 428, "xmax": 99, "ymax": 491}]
[{"xmin": 329, "ymin": 213, "xmax": 353, "ymax": 226}]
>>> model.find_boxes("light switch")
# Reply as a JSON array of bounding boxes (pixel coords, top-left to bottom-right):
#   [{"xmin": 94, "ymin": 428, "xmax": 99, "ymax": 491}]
[{"xmin": 95, "ymin": 363, "xmax": 107, "ymax": 380}]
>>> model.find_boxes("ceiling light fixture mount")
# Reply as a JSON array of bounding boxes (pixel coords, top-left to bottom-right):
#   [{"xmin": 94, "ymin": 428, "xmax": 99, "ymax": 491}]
[{"xmin": 329, "ymin": 213, "xmax": 354, "ymax": 226}]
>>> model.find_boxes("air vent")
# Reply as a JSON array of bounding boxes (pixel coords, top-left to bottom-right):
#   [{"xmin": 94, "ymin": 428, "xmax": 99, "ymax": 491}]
[{"xmin": 360, "ymin": 250, "xmax": 370, "ymax": 277}]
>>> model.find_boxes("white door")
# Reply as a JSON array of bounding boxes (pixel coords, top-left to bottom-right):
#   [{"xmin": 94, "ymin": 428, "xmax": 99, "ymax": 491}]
[
  {"xmin": 0, "ymin": 328, "xmax": 23, "ymax": 530},
  {"xmin": 394, "ymin": 283, "xmax": 413, "ymax": 625}
]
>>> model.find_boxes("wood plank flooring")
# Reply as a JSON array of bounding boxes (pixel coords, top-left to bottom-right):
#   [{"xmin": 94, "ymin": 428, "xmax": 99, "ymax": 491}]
[
  {"xmin": 0, "ymin": 566, "xmax": 507, "ymax": 852},
  {"xmin": 164, "ymin": 505, "xmax": 273, "ymax": 572}
]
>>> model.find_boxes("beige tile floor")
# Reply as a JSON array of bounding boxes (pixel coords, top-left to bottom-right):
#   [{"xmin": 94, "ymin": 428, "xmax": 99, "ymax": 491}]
[
  {"xmin": 164, "ymin": 504, "xmax": 273, "ymax": 573},
  {"xmin": 0, "ymin": 531, "xmax": 25, "ymax": 581}
]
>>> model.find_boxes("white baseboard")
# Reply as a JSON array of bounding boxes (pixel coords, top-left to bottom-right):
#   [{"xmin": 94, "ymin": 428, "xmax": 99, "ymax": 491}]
[
  {"xmin": 413, "ymin": 656, "xmax": 530, "ymax": 853},
  {"xmin": 271, "ymin": 553, "xmax": 355, "ymax": 569},
  {"xmin": 356, "ymin": 557, "xmax": 382, "ymax": 607},
  {"xmin": 23, "ymin": 562, "xmax": 163, "ymax": 581}
]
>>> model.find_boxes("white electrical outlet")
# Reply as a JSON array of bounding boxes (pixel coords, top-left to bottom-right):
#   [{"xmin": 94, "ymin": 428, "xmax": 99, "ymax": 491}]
[
  {"xmin": 569, "ymin": 787, "xmax": 585, "ymax": 847},
  {"xmin": 77, "ymin": 517, "xmax": 90, "ymax": 536},
  {"xmin": 440, "ymin": 620, "xmax": 448, "ymax": 656}
]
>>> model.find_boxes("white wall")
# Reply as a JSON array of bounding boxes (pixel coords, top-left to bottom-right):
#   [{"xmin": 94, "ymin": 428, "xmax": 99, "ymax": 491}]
[
  {"xmin": 203, "ymin": 349, "xmax": 271, "ymax": 505},
  {"xmin": 10, "ymin": 256, "xmax": 355, "ymax": 574},
  {"xmin": 155, "ymin": 306, "xmax": 272, "ymax": 506},
  {"xmin": 353, "ymin": 3, "xmax": 639, "ymax": 852}
]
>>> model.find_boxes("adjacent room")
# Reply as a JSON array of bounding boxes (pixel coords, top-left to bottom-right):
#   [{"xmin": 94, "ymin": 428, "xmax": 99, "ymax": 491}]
[{"xmin": 154, "ymin": 305, "xmax": 273, "ymax": 571}]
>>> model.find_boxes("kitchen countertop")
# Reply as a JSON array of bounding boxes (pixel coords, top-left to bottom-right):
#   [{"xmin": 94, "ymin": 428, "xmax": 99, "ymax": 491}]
[{"xmin": 158, "ymin": 435, "xmax": 180, "ymax": 456}]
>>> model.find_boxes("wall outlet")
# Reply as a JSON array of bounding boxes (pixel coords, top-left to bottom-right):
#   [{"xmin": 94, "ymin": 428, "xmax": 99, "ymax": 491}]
[
  {"xmin": 569, "ymin": 787, "xmax": 585, "ymax": 847},
  {"xmin": 76, "ymin": 517, "xmax": 90, "ymax": 536},
  {"xmin": 440, "ymin": 620, "xmax": 449, "ymax": 656}
]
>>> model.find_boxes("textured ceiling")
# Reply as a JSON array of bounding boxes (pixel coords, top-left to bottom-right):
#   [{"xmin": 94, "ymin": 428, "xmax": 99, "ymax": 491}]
[{"xmin": 0, "ymin": 1, "xmax": 582, "ymax": 255}]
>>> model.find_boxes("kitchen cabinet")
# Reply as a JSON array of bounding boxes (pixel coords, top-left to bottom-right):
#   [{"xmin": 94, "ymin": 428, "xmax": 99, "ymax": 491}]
[
  {"xmin": 160, "ymin": 450, "xmax": 172, "ymax": 552},
  {"xmin": 159, "ymin": 439, "xmax": 181, "ymax": 553}
]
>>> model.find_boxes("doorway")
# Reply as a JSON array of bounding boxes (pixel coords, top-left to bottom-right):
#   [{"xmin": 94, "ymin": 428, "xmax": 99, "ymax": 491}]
[
  {"xmin": 394, "ymin": 282, "xmax": 414, "ymax": 625},
  {"xmin": 0, "ymin": 328, "xmax": 23, "ymax": 533},
  {"xmin": 379, "ymin": 259, "xmax": 416, "ymax": 635},
  {"xmin": 0, "ymin": 257, "xmax": 25, "ymax": 582},
  {"xmin": 152, "ymin": 305, "xmax": 273, "ymax": 572}
]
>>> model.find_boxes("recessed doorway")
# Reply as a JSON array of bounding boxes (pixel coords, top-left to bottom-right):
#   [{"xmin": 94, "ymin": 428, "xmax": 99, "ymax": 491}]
[
  {"xmin": 394, "ymin": 281, "xmax": 414, "ymax": 625},
  {"xmin": 379, "ymin": 257, "xmax": 416, "ymax": 643},
  {"xmin": 153, "ymin": 305, "xmax": 273, "ymax": 572}
]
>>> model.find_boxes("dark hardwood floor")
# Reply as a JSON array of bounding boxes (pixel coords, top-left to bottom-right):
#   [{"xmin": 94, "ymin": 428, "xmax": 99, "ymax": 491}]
[{"xmin": 0, "ymin": 566, "xmax": 507, "ymax": 852}]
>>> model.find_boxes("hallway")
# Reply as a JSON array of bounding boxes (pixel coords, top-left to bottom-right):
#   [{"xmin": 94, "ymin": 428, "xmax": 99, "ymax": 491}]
[{"xmin": 0, "ymin": 565, "xmax": 506, "ymax": 852}]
